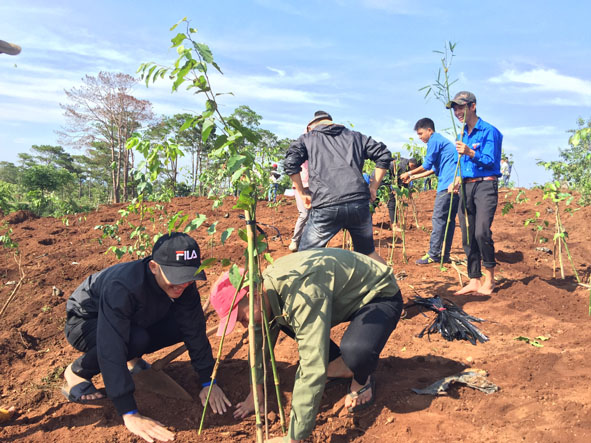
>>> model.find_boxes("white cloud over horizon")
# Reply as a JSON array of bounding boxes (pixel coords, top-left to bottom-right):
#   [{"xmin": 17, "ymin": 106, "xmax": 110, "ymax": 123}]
[{"xmin": 489, "ymin": 68, "xmax": 591, "ymax": 106}]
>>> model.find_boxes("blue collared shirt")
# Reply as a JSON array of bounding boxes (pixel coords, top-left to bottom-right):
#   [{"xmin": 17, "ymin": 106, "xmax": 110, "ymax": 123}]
[
  {"xmin": 460, "ymin": 118, "xmax": 502, "ymax": 178},
  {"xmin": 423, "ymin": 132, "xmax": 458, "ymax": 192}
]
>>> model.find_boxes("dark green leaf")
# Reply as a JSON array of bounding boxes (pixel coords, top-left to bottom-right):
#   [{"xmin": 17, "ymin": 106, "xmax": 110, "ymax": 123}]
[
  {"xmin": 221, "ymin": 228, "xmax": 234, "ymax": 245},
  {"xmin": 228, "ymin": 264, "xmax": 244, "ymax": 290},
  {"xmin": 194, "ymin": 42, "xmax": 214, "ymax": 63},
  {"xmin": 197, "ymin": 257, "xmax": 217, "ymax": 274}
]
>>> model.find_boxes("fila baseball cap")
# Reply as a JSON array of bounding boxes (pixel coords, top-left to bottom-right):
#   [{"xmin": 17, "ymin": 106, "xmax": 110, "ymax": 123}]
[{"xmin": 152, "ymin": 232, "xmax": 206, "ymax": 284}]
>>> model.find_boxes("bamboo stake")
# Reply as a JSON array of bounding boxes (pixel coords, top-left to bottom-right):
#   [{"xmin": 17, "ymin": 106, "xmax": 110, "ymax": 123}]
[
  {"xmin": 410, "ymin": 193, "xmax": 420, "ymax": 229},
  {"xmin": 556, "ymin": 208, "xmax": 565, "ymax": 279},
  {"xmin": 261, "ymin": 293, "xmax": 269, "ymax": 441},
  {"xmin": 198, "ymin": 271, "xmax": 246, "ymax": 435},
  {"xmin": 561, "ymin": 237, "xmax": 580, "ymax": 283},
  {"xmin": 261, "ymin": 308, "xmax": 287, "ymax": 433},
  {"xmin": 440, "ymin": 108, "xmax": 467, "ymax": 270},
  {"xmin": 399, "ymin": 194, "xmax": 407, "ymax": 263},
  {"xmin": 244, "ymin": 209, "xmax": 264, "ymax": 443},
  {"xmin": 0, "ymin": 253, "xmax": 24, "ymax": 319}
]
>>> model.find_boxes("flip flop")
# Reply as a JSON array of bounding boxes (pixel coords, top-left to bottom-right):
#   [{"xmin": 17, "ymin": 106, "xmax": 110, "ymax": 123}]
[
  {"xmin": 60, "ymin": 380, "xmax": 106, "ymax": 404},
  {"xmin": 347, "ymin": 377, "xmax": 376, "ymax": 413}
]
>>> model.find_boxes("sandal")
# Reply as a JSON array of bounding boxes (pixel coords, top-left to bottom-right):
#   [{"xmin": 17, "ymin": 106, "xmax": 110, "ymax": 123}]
[
  {"xmin": 347, "ymin": 377, "xmax": 375, "ymax": 413},
  {"xmin": 61, "ymin": 380, "xmax": 106, "ymax": 404}
]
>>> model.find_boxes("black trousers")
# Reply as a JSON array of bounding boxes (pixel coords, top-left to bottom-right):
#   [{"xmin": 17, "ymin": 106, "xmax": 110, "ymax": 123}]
[
  {"xmin": 458, "ymin": 180, "xmax": 498, "ymax": 278},
  {"xmin": 65, "ymin": 309, "xmax": 183, "ymax": 380},
  {"xmin": 387, "ymin": 195, "xmax": 397, "ymax": 226},
  {"xmin": 280, "ymin": 291, "xmax": 403, "ymax": 386}
]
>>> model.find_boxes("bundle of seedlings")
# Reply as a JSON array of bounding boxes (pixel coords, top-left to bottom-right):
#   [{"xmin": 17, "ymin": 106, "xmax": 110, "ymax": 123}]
[{"xmin": 410, "ymin": 295, "xmax": 489, "ymax": 345}]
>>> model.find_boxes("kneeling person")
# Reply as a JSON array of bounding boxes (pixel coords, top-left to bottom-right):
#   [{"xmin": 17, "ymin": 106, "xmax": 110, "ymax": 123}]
[
  {"xmin": 210, "ymin": 249, "xmax": 403, "ymax": 442},
  {"xmin": 63, "ymin": 232, "xmax": 231, "ymax": 442}
]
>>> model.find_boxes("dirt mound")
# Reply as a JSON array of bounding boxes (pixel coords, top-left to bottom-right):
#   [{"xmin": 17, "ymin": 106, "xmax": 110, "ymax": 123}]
[
  {"xmin": 3, "ymin": 210, "xmax": 38, "ymax": 225},
  {"xmin": 1, "ymin": 189, "xmax": 591, "ymax": 442}
]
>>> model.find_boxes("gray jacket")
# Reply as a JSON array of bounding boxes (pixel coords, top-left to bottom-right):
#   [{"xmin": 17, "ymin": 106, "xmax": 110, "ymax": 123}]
[{"xmin": 284, "ymin": 124, "xmax": 392, "ymax": 208}]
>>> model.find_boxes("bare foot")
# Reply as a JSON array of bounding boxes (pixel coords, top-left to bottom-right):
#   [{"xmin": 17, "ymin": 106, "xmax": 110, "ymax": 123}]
[
  {"xmin": 477, "ymin": 269, "xmax": 495, "ymax": 295},
  {"xmin": 477, "ymin": 282, "xmax": 495, "ymax": 295},
  {"xmin": 344, "ymin": 377, "xmax": 373, "ymax": 411},
  {"xmin": 454, "ymin": 278, "xmax": 482, "ymax": 295},
  {"xmin": 64, "ymin": 364, "xmax": 105, "ymax": 401},
  {"xmin": 327, "ymin": 356, "xmax": 353, "ymax": 379}
]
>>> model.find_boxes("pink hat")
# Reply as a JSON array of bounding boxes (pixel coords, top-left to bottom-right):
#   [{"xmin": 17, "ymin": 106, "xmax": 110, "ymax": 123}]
[{"xmin": 209, "ymin": 270, "xmax": 249, "ymax": 337}]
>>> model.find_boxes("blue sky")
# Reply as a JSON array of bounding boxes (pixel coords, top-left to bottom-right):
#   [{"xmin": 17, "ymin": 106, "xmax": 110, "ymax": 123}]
[{"xmin": 1, "ymin": 0, "xmax": 590, "ymax": 187}]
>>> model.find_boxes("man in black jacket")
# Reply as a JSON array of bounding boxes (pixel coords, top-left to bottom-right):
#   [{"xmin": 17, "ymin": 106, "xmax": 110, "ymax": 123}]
[
  {"xmin": 284, "ymin": 111, "xmax": 392, "ymax": 264},
  {"xmin": 62, "ymin": 232, "xmax": 230, "ymax": 442}
]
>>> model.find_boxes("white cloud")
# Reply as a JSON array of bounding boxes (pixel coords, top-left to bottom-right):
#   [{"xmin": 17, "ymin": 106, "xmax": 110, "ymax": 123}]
[
  {"xmin": 366, "ymin": 118, "xmax": 415, "ymax": 151},
  {"xmin": 267, "ymin": 67, "xmax": 286, "ymax": 77},
  {"xmin": 262, "ymin": 119, "xmax": 305, "ymax": 139},
  {"xmin": 489, "ymin": 68, "xmax": 591, "ymax": 106},
  {"xmin": 502, "ymin": 125, "xmax": 559, "ymax": 137}
]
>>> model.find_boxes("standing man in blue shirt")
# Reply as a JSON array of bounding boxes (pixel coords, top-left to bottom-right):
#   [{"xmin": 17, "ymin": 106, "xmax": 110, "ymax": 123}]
[
  {"xmin": 446, "ymin": 91, "xmax": 502, "ymax": 295},
  {"xmin": 401, "ymin": 118, "xmax": 459, "ymax": 264}
]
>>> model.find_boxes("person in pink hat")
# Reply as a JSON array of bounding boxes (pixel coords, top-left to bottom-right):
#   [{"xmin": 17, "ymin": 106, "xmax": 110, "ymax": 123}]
[{"xmin": 210, "ymin": 248, "xmax": 403, "ymax": 443}]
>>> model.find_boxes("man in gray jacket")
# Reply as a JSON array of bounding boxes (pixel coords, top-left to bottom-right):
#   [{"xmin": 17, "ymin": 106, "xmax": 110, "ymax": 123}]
[{"xmin": 284, "ymin": 111, "xmax": 392, "ymax": 264}]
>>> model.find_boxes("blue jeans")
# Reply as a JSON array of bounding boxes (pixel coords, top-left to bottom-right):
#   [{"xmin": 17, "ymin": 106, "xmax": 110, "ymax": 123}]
[
  {"xmin": 427, "ymin": 191, "xmax": 459, "ymax": 260},
  {"xmin": 299, "ymin": 200, "xmax": 375, "ymax": 255},
  {"xmin": 268, "ymin": 183, "xmax": 278, "ymax": 202}
]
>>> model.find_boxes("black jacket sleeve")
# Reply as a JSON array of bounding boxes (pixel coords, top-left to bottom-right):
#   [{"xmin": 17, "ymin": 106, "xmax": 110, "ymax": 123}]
[
  {"xmin": 362, "ymin": 134, "xmax": 392, "ymax": 170},
  {"xmin": 97, "ymin": 282, "xmax": 138, "ymax": 415},
  {"xmin": 284, "ymin": 135, "xmax": 308, "ymax": 176},
  {"xmin": 172, "ymin": 285, "xmax": 215, "ymax": 386}
]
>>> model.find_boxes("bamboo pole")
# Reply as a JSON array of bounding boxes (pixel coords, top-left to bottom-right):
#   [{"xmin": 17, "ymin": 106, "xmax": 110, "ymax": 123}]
[
  {"xmin": 244, "ymin": 209, "xmax": 264, "ymax": 443},
  {"xmin": 410, "ymin": 193, "xmax": 420, "ymax": 229},
  {"xmin": 440, "ymin": 108, "xmax": 467, "ymax": 269},
  {"xmin": 261, "ymin": 308, "xmax": 287, "ymax": 433},
  {"xmin": 198, "ymin": 271, "xmax": 246, "ymax": 435}
]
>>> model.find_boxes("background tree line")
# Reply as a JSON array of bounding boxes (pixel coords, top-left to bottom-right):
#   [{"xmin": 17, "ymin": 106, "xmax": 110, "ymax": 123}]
[{"xmin": 0, "ymin": 72, "xmax": 291, "ymax": 217}]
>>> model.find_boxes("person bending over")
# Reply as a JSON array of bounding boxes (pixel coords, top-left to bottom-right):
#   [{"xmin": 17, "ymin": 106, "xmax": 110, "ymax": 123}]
[{"xmin": 210, "ymin": 248, "xmax": 403, "ymax": 442}]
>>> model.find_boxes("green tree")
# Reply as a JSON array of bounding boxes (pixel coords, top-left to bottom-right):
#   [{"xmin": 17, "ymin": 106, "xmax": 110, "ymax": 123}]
[
  {"xmin": 0, "ymin": 161, "xmax": 18, "ymax": 184},
  {"xmin": 0, "ymin": 181, "xmax": 16, "ymax": 215},
  {"xmin": 59, "ymin": 72, "xmax": 155, "ymax": 203},
  {"xmin": 145, "ymin": 113, "xmax": 217, "ymax": 195},
  {"xmin": 538, "ymin": 118, "xmax": 591, "ymax": 205},
  {"xmin": 21, "ymin": 165, "xmax": 74, "ymax": 197}
]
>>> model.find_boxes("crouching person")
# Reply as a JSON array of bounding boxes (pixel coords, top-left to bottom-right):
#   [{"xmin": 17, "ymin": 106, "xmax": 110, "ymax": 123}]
[
  {"xmin": 62, "ymin": 232, "xmax": 231, "ymax": 442},
  {"xmin": 210, "ymin": 248, "xmax": 403, "ymax": 443}
]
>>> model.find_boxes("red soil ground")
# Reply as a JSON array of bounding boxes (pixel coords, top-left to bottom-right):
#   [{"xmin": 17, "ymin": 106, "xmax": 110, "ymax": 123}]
[{"xmin": 1, "ymin": 188, "xmax": 590, "ymax": 442}]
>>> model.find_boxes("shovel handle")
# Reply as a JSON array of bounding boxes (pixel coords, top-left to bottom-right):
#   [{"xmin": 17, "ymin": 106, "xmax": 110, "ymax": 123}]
[{"xmin": 151, "ymin": 325, "xmax": 218, "ymax": 371}]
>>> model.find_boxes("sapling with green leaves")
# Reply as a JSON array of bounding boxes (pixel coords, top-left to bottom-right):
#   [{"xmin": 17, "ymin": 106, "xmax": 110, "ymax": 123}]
[
  {"xmin": 134, "ymin": 18, "xmax": 282, "ymax": 442},
  {"xmin": 543, "ymin": 181, "xmax": 580, "ymax": 283},
  {"xmin": 523, "ymin": 208, "xmax": 549, "ymax": 245},
  {"xmin": 420, "ymin": 41, "xmax": 470, "ymax": 270}
]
